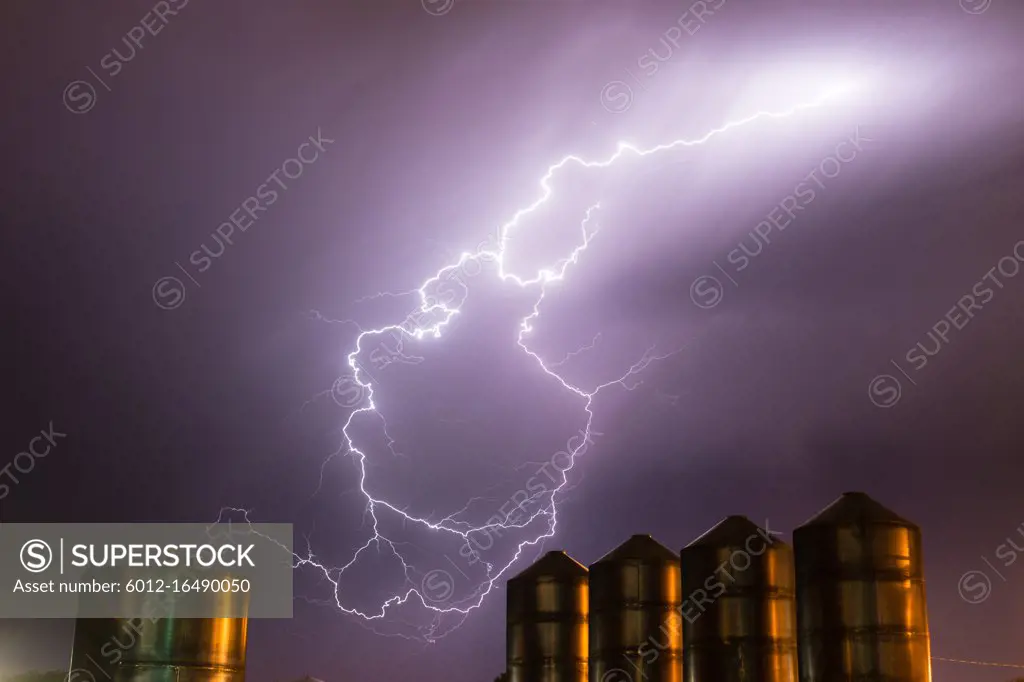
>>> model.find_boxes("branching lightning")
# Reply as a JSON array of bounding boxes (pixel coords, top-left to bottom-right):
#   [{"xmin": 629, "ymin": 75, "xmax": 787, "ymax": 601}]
[{"xmin": 226, "ymin": 85, "xmax": 857, "ymax": 639}]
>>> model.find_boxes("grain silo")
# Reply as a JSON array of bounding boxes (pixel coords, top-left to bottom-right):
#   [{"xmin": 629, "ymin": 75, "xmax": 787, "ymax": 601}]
[
  {"xmin": 793, "ymin": 492, "xmax": 931, "ymax": 682},
  {"xmin": 507, "ymin": 550, "xmax": 589, "ymax": 682},
  {"xmin": 680, "ymin": 515, "xmax": 798, "ymax": 682},
  {"xmin": 589, "ymin": 534, "xmax": 682, "ymax": 682}
]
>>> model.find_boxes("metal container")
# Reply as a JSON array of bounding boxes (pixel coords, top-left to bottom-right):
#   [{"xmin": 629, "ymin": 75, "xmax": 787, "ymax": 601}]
[
  {"xmin": 589, "ymin": 534, "xmax": 682, "ymax": 682},
  {"xmin": 793, "ymin": 492, "xmax": 931, "ymax": 682},
  {"xmin": 680, "ymin": 515, "xmax": 798, "ymax": 682},
  {"xmin": 68, "ymin": 568, "xmax": 249, "ymax": 682},
  {"xmin": 69, "ymin": 617, "xmax": 248, "ymax": 682},
  {"xmin": 507, "ymin": 550, "xmax": 589, "ymax": 682}
]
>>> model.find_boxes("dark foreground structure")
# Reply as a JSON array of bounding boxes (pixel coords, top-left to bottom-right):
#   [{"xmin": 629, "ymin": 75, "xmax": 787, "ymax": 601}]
[
  {"xmin": 67, "ymin": 576, "xmax": 248, "ymax": 682},
  {"xmin": 794, "ymin": 492, "xmax": 931, "ymax": 682},
  {"xmin": 68, "ymin": 617, "xmax": 248, "ymax": 682},
  {"xmin": 61, "ymin": 492, "xmax": 927, "ymax": 682},
  {"xmin": 505, "ymin": 491, "xmax": 932, "ymax": 682},
  {"xmin": 680, "ymin": 516, "xmax": 797, "ymax": 682},
  {"xmin": 507, "ymin": 551, "xmax": 590, "ymax": 682},
  {"xmin": 590, "ymin": 535, "xmax": 682, "ymax": 682}
]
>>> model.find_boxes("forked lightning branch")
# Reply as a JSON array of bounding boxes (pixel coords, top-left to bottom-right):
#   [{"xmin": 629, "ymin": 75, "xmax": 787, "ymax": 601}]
[{"xmin": 292, "ymin": 78, "xmax": 866, "ymax": 634}]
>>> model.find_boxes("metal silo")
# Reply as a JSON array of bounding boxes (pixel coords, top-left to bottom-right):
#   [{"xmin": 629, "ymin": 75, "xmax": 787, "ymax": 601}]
[
  {"xmin": 680, "ymin": 515, "xmax": 798, "ymax": 682},
  {"xmin": 589, "ymin": 534, "xmax": 682, "ymax": 682},
  {"xmin": 68, "ymin": 568, "xmax": 249, "ymax": 682},
  {"xmin": 793, "ymin": 492, "xmax": 932, "ymax": 682},
  {"xmin": 507, "ymin": 550, "xmax": 589, "ymax": 682},
  {"xmin": 69, "ymin": 617, "xmax": 248, "ymax": 682}
]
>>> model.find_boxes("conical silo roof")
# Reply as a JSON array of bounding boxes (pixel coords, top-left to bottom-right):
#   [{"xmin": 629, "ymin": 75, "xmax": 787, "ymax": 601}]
[
  {"xmin": 684, "ymin": 515, "xmax": 769, "ymax": 549},
  {"xmin": 509, "ymin": 550, "xmax": 588, "ymax": 581},
  {"xmin": 798, "ymin": 491, "xmax": 915, "ymax": 529},
  {"xmin": 593, "ymin": 534, "xmax": 677, "ymax": 564}
]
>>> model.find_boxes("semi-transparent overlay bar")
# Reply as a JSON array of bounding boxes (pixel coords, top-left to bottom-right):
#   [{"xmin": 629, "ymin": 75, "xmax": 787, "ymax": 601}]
[{"xmin": 0, "ymin": 523, "xmax": 293, "ymax": 618}]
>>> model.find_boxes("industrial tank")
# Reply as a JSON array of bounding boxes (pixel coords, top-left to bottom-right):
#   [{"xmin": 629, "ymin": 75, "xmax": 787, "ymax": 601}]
[
  {"xmin": 68, "ymin": 568, "xmax": 249, "ymax": 682},
  {"xmin": 69, "ymin": 617, "xmax": 248, "ymax": 682},
  {"xmin": 680, "ymin": 515, "xmax": 798, "ymax": 682},
  {"xmin": 589, "ymin": 534, "xmax": 682, "ymax": 682},
  {"xmin": 793, "ymin": 492, "xmax": 931, "ymax": 682},
  {"xmin": 507, "ymin": 550, "xmax": 589, "ymax": 682}
]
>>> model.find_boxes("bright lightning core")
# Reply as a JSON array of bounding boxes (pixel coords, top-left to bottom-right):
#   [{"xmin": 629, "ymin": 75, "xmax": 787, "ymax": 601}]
[{"xmin": 249, "ymin": 82, "xmax": 859, "ymax": 640}]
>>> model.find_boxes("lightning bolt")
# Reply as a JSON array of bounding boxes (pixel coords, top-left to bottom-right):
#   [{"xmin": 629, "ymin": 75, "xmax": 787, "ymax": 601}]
[
  {"xmin": 230, "ymin": 86, "xmax": 854, "ymax": 640},
  {"xmin": 549, "ymin": 332, "xmax": 602, "ymax": 369}
]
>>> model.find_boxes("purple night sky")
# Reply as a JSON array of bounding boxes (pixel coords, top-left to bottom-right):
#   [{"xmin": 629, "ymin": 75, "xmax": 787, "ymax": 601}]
[{"xmin": 2, "ymin": 0, "xmax": 1024, "ymax": 680}]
